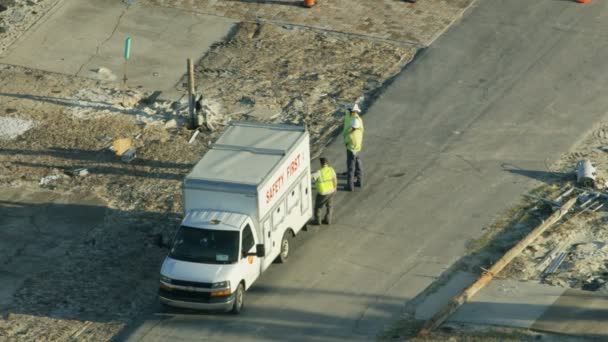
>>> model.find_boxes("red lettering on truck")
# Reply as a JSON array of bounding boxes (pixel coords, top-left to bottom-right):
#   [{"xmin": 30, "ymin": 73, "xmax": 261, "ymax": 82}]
[
  {"xmin": 266, "ymin": 175, "xmax": 284, "ymax": 204},
  {"xmin": 286, "ymin": 153, "xmax": 301, "ymax": 178},
  {"xmin": 265, "ymin": 153, "xmax": 302, "ymax": 205}
]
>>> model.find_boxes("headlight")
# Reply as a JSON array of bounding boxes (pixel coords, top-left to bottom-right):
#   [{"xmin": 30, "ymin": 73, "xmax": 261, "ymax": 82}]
[
  {"xmin": 211, "ymin": 281, "xmax": 230, "ymax": 289},
  {"xmin": 160, "ymin": 275, "xmax": 172, "ymax": 284}
]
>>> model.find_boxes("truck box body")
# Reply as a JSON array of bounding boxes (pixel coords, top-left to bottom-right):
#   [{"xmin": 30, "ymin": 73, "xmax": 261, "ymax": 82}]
[
  {"xmin": 160, "ymin": 122, "xmax": 312, "ymax": 312},
  {"xmin": 183, "ymin": 122, "xmax": 311, "ymax": 239}
]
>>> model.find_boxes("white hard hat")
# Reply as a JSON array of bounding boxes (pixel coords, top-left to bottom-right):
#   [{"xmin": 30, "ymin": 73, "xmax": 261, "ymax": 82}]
[
  {"xmin": 351, "ymin": 118, "xmax": 361, "ymax": 129},
  {"xmin": 349, "ymin": 103, "xmax": 361, "ymax": 113}
]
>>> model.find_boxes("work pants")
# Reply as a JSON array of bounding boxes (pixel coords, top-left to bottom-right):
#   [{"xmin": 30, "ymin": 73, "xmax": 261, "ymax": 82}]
[
  {"xmin": 346, "ymin": 149, "xmax": 363, "ymax": 190},
  {"xmin": 314, "ymin": 193, "xmax": 334, "ymax": 223}
]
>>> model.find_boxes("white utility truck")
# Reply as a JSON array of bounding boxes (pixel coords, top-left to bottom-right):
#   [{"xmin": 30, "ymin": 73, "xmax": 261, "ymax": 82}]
[{"xmin": 159, "ymin": 122, "xmax": 312, "ymax": 314}]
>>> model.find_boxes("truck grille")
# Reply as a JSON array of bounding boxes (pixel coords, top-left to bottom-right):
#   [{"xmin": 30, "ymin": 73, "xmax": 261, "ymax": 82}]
[
  {"xmin": 159, "ymin": 288, "xmax": 231, "ymax": 303},
  {"xmin": 170, "ymin": 279, "xmax": 213, "ymax": 288}
]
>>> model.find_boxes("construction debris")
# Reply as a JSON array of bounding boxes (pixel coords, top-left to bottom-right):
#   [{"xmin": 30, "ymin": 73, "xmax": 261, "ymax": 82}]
[
  {"xmin": 188, "ymin": 129, "xmax": 200, "ymax": 144},
  {"xmin": 418, "ymin": 197, "xmax": 577, "ymax": 337},
  {"xmin": 39, "ymin": 174, "xmax": 62, "ymax": 186},
  {"xmin": 121, "ymin": 148, "xmax": 136, "ymax": 163},
  {"xmin": 576, "ymin": 159, "xmax": 597, "ymax": 187},
  {"xmin": 0, "ymin": 116, "xmax": 34, "ymax": 140},
  {"xmin": 112, "ymin": 138, "xmax": 133, "ymax": 157},
  {"xmin": 68, "ymin": 167, "xmax": 89, "ymax": 177}
]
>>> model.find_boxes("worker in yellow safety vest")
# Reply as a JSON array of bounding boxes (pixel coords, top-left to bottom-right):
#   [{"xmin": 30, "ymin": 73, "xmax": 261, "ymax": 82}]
[
  {"xmin": 343, "ymin": 103, "xmax": 364, "ymax": 144},
  {"xmin": 311, "ymin": 157, "xmax": 337, "ymax": 225},
  {"xmin": 345, "ymin": 109, "xmax": 364, "ymax": 191}
]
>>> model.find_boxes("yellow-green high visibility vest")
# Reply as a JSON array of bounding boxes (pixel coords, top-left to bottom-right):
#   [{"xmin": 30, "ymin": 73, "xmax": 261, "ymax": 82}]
[
  {"xmin": 316, "ymin": 166, "xmax": 336, "ymax": 195},
  {"xmin": 347, "ymin": 128, "xmax": 363, "ymax": 152},
  {"xmin": 343, "ymin": 112, "xmax": 364, "ymax": 142}
]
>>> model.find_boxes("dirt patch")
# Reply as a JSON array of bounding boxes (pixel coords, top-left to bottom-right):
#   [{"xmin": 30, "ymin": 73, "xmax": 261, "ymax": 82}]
[
  {"xmin": 143, "ymin": 0, "xmax": 476, "ymax": 45},
  {"xmin": 0, "ymin": 64, "xmax": 210, "ymax": 340},
  {"xmin": 186, "ymin": 22, "xmax": 415, "ymax": 156}
]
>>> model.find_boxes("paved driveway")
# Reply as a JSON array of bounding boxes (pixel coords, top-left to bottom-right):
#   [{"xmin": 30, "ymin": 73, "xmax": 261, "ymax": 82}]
[{"xmin": 0, "ymin": 0, "xmax": 234, "ymax": 99}]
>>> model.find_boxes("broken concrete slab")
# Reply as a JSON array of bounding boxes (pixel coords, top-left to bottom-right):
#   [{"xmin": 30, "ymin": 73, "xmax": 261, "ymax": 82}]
[
  {"xmin": 0, "ymin": 0, "xmax": 235, "ymax": 99},
  {"xmin": 449, "ymin": 280, "xmax": 566, "ymax": 329},
  {"xmin": 448, "ymin": 279, "xmax": 608, "ymax": 338}
]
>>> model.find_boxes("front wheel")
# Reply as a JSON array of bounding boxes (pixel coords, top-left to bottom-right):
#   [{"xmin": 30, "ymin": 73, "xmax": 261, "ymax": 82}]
[
  {"xmin": 230, "ymin": 283, "xmax": 245, "ymax": 314},
  {"xmin": 277, "ymin": 231, "xmax": 292, "ymax": 263}
]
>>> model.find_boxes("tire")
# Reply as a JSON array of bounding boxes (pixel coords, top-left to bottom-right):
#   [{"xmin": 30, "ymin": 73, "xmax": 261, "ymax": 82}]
[
  {"xmin": 277, "ymin": 230, "xmax": 292, "ymax": 264},
  {"xmin": 230, "ymin": 283, "xmax": 245, "ymax": 315}
]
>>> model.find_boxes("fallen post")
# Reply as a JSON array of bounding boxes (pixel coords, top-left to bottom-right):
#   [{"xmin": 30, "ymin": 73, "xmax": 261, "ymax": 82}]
[
  {"xmin": 188, "ymin": 129, "xmax": 200, "ymax": 144},
  {"xmin": 417, "ymin": 196, "xmax": 577, "ymax": 337}
]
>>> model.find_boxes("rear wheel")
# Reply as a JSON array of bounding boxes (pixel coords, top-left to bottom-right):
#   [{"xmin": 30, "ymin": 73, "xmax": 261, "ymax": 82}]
[
  {"xmin": 277, "ymin": 231, "xmax": 292, "ymax": 263},
  {"xmin": 230, "ymin": 283, "xmax": 245, "ymax": 314}
]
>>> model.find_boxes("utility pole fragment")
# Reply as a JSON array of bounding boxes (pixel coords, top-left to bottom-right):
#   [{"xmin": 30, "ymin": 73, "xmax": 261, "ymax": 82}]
[
  {"xmin": 187, "ymin": 58, "xmax": 195, "ymax": 128},
  {"xmin": 417, "ymin": 196, "xmax": 577, "ymax": 337}
]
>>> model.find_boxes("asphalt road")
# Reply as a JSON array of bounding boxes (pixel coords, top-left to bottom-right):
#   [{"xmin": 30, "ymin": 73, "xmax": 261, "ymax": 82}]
[{"xmin": 121, "ymin": 0, "xmax": 608, "ymax": 341}]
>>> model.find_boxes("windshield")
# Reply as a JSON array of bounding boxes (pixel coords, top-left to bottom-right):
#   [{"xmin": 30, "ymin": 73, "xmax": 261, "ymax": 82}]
[{"xmin": 169, "ymin": 226, "xmax": 239, "ymax": 264}]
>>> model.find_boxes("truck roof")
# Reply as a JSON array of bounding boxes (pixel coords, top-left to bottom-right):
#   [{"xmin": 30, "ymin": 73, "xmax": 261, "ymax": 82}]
[{"xmin": 185, "ymin": 122, "xmax": 306, "ymax": 190}]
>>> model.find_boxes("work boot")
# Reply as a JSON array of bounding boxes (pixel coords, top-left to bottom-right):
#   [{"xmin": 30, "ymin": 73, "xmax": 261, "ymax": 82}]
[{"xmin": 311, "ymin": 219, "xmax": 321, "ymax": 225}]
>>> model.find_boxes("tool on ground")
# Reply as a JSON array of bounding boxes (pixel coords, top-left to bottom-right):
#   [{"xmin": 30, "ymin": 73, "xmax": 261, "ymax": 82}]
[{"xmin": 112, "ymin": 138, "xmax": 133, "ymax": 157}]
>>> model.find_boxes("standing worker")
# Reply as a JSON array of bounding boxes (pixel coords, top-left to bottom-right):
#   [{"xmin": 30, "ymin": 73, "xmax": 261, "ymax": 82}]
[
  {"xmin": 343, "ymin": 103, "xmax": 364, "ymax": 144},
  {"xmin": 312, "ymin": 157, "xmax": 337, "ymax": 225},
  {"xmin": 344, "ymin": 103, "xmax": 364, "ymax": 191}
]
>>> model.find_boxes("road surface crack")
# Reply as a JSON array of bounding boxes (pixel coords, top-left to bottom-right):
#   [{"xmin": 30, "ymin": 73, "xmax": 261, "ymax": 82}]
[{"xmin": 75, "ymin": 4, "xmax": 131, "ymax": 76}]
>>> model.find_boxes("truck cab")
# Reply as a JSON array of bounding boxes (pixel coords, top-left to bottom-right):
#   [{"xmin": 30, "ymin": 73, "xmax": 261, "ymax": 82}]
[{"xmin": 159, "ymin": 210, "xmax": 264, "ymax": 313}]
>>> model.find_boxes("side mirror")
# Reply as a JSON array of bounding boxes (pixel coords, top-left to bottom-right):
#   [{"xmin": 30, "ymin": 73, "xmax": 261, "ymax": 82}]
[
  {"xmin": 255, "ymin": 244, "xmax": 266, "ymax": 257},
  {"xmin": 245, "ymin": 244, "xmax": 266, "ymax": 258}
]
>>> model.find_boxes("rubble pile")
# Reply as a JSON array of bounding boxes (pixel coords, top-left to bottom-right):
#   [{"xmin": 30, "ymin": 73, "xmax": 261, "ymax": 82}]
[{"xmin": 501, "ymin": 124, "xmax": 608, "ymax": 294}]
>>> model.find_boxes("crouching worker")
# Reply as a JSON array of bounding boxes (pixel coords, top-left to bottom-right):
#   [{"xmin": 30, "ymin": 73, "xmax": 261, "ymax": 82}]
[{"xmin": 312, "ymin": 157, "xmax": 337, "ymax": 225}]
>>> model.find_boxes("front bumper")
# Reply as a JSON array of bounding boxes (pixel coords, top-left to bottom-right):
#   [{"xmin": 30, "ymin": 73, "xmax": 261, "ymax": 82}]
[{"xmin": 159, "ymin": 288, "xmax": 234, "ymax": 311}]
